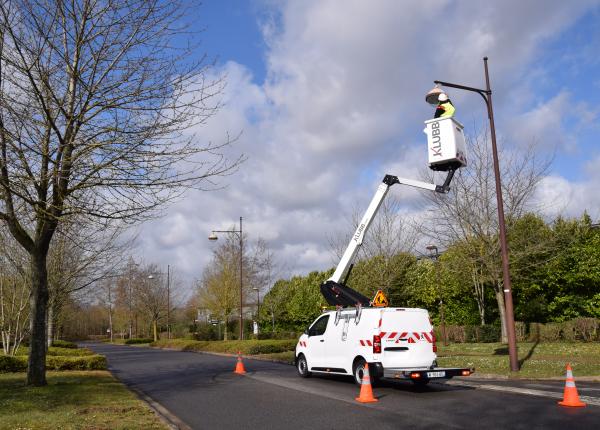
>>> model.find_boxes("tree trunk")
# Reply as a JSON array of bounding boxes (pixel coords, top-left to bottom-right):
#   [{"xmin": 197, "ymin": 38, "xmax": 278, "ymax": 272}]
[
  {"xmin": 495, "ymin": 282, "xmax": 507, "ymax": 343},
  {"xmin": 153, "ymin": 319, "xmax": 157, "ymax": 342},
  {"xmin": 27, "ymin": 252, "xmax": 49, "ymax": 386}
]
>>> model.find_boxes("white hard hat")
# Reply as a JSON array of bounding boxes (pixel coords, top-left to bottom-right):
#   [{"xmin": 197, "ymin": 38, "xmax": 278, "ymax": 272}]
[{"xmin": 438, "ymin": 93, "xmax": 448, "ymax": 102}]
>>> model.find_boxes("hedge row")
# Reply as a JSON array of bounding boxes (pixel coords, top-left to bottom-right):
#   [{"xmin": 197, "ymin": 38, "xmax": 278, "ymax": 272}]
[
  {"xmin": 125, "ymin": 338, "xmax": 154, "ymax": 345},
  {"xmin": 436, "ymin": 318, "xmax": 600, "ymax": 343},
  {"xmin": 151, "ymin": 339, "xmax": 297, "ymax": 355},
  {"xmin": 51, "ymin": 340, "xmax": 77, "ymax": 349},
  {"xmin": 0, "ymin": 354, "xmax": 107, "ymax": 372}
]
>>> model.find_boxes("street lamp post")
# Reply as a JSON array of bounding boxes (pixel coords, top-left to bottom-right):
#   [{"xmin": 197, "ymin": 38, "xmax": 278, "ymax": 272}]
[
  {"xmin": 209, "ymin": 216, "xmax": 244, "ymax": 340},
  {"xmin": 427, "ymin": 57, "xmax": 519, "ymax": 371},
  {"xmin": 426, "ymin": 245, "xmax": 447, "ymax": 346}
]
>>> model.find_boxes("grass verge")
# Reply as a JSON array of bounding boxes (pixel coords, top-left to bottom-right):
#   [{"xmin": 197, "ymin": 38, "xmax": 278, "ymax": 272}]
[
  {"xmin": 436, "ymin": 342, "xmax": 600, "ymax": 378},
  {"xmin": 0, "ymin": 371, "xmax": 167, "ymax": 430}
]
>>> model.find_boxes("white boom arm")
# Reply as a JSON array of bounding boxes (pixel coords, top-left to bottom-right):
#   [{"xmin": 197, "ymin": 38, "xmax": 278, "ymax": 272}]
[{"xmin": 328, "ymin": 172, "xmax": 453, "ymax": 284}]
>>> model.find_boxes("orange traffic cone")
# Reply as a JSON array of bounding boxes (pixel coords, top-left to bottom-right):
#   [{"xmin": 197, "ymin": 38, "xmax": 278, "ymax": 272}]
[
  {"xmin": 355, "ymin": 363, "xmax": 378, "ymax": 403},
  {"xmin": 558, "ymin": 363, "xmax": 585, "ymax": 407},
  {"xmin": 234, "ymin": 351, "xmax": 246, "ymax": 375}
]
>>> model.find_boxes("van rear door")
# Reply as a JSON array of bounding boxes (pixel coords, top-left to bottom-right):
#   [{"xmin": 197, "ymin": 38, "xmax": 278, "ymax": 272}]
[{"xmin": 379, "ymin": 308, "xmax": 435, "ymax": 369}]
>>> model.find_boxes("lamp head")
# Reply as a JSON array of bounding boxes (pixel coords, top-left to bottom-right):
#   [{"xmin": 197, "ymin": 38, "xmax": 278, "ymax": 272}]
[
  {"xmin": 208, "ymin": 233, "xmax": 218, "ymax": 241},
  {"xmin": 425, "ymin": 85, "xmax": 444, "ymax": 105}
]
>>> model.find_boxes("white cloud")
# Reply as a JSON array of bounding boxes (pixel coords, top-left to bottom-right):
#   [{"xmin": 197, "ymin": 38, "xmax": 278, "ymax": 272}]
[{"xmin": 133, "ymin": 0, "xmax": 600, "ymax": 290}]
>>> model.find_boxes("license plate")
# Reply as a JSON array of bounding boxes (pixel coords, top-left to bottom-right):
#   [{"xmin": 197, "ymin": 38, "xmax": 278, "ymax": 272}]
[{"xmin": 427, "ymin": 371, "xmax": 446, "ymax": 378}]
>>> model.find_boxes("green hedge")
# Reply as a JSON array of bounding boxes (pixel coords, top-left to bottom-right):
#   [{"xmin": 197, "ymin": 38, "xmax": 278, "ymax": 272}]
[
  {"xmin": 51, "ymin": 340, "xmax": 77, "ymax": 349},
  {"xmin": 151, "ymin": 339, "xmax": 297, "ymax": 355},
  {"xmin": 124, "ymin": 338, "xmax": 154, "ymax": 345},
  {"xmin": 438, "ymin": 318, "xmax": 600, "ymax": 343},
  {"xmin": 0, "ymin": 354, "xmax": 106, "ymax": 372}
]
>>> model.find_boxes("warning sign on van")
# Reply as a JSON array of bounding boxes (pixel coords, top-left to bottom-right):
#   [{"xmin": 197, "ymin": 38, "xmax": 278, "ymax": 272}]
[{"xmin": 372, "ymin": 290, "xmax": 389, "ymax": 307}]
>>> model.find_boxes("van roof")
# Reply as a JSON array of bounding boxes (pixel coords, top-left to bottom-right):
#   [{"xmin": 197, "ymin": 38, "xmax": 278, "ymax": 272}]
[{"xmin": 325, "ymin": 307, "xmax": 428, "ymax": 314}]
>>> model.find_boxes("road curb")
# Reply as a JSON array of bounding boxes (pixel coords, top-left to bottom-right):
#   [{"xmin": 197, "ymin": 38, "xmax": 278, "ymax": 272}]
[{"xmin": 127, "ymin": 383, "xmax": 193, "ymax": 430}]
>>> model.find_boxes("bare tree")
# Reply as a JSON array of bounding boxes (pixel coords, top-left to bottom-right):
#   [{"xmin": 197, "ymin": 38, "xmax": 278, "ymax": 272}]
[
  {"xmin": 197, "ymin": 234, "xmax": 273, "ymax": 339},
  {"xmin": 422, "ymin": 130, "xmax": 551, "ymax": 341},
  {"xmin": 46, "ymin": 218, "xmax": 132, "ymax": 346},
  {"xmin": 0, "ymin": 230, "xmax": 29, "ymax": 355},
  {"xmin": 329, "ymin": 196, "xmax": 419, "ymax": 296},
  {"xmin": 0, "ymin": 1, "xmax": 243, "ymax": 385}
]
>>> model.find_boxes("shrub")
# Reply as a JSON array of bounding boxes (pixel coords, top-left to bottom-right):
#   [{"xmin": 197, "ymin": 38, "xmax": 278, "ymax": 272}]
[
  {"xmin": 47, "ymin": 347, "xmax": 94, "ymax": 357},
  {"xmin": 572, "ymin": 318, "xmax": 598, "ymax": 341},
  {"xmin": 0, "ymin": 355, "xmax": 27, "ymax": 372},
  {"xmin": 0, "ymin": 353, "xmax": 106, "ymax": 372},
  {"xmin": 51, "ymin": 340, "xmax": 77, "ymax": 349},
  {"xmin": 445, "ymin": 325, "xmax": 466, "ymax": 343},
  {"xmin": 514, "ymin": 322, "xmax": 528, "ymax": 342},
  {"xmin": 478, "ymin": 325, "xmax": 501, "ymax": 343},
  {"xmin": 125, "ymin": 338, "xmax": 153, "ymax": 345},
  {"xmin": 561, "ymin": 320, "xmax": 577, "ymax": 342},
  {"xmin": 46, "ymin": 355, "xmax": 107, "ymax": 371},
  {"xmin": 538, "ymin": 323, "xmax": 562, "ymax": 341}
]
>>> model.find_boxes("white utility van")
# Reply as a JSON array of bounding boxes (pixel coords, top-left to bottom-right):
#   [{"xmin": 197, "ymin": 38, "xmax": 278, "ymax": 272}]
[{"xmin": 295, "ymin": 306, "xmax": 472, "ymax": 385}]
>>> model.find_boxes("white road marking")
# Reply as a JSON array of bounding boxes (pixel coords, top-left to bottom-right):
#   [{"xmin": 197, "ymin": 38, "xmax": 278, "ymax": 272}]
[{"xmin": 446, "ymin": 380, "xmax": 600, "ymax": 406}]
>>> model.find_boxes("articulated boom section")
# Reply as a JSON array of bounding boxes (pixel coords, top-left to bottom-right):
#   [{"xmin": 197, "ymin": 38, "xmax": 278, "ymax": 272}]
[{"xmin": 320, "ymin": 171, "xmax": 456, "ymax": 307}]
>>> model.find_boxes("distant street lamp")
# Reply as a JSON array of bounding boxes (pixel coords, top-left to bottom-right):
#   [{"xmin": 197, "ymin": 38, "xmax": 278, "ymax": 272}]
[
  {"xmin": 426, "ymin": 57, "xmax": 519, "ymax": 372},
  {"xmin": 426, "ymin": 245, "xmax": 447, "ymax": 346},
  {"xmin": 148, "ymin": 264, "xmax": 171, "ymax": 339},
  {"xmin": 209, "ymin": 216, "xmax": 244, "ymax": 340}
]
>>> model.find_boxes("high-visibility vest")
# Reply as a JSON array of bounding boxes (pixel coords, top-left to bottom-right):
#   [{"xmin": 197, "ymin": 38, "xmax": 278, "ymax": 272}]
[{"xmin": 439, "ymin": 101, "xmax": 455, "ymax": 118}]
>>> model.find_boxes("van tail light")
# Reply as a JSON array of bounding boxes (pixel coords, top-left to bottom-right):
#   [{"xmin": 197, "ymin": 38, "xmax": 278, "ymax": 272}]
[
  {"xmin": 431, "ymin": 331, "xmax": 437, "ymax": 353},
  {"xmin": 373, "ymin": 335, "xmax": 381, "ymax": 354}
]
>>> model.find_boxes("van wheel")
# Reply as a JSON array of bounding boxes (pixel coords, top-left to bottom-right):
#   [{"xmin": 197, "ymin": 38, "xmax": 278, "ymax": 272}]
[
  {"xmin": 296, "ymin": 354, "xmax": 311, "ymax": 378},
  {"xmin": 352, "ymin": 358, "xmax": 367, "ymax": 385}
]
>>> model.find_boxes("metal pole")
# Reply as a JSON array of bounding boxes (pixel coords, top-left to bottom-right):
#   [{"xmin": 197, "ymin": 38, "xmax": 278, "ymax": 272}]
[
  {"xmin": 167, "ymin": 265, "xmax": 170, "ymax": 339},
  {"xmin": 483, "ymin": 57, "xmax": 519, "ymax": 371},
  {"xmin": 239, "ymin": 216, "xmax": 243, "ymax": 341}
]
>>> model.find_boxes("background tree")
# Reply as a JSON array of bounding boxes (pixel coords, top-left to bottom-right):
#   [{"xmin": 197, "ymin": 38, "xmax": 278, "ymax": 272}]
[
  {"xmin": 197, "ymin": 234, "xmax": 274, "ymax": 339},
  {"xmin": 0, "ymin": 0, "xmax": 242, "ymax": 385},
  {"xmin": 329, "ymin": 196, "xmax": 419, "ymax": 300},
  {"xmin": 0, "ymin": 229, "xmax": 30, "ymax": 355},
  {"xmin": 422, "ymin": 131, "xmax": 550, "ymax": 341}
]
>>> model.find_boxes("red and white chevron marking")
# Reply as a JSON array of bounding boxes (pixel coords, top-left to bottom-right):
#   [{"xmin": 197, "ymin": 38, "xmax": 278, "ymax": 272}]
[
  {"xmin": 298, "ymin": 340, "xmax": 307, "ymax": 347},
  {"xmin": 377, "ymin": 331, "xmax": 434, "ymax": 344}
]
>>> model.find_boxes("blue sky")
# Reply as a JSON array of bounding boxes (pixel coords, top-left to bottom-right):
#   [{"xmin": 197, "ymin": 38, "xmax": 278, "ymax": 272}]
[{"xmin": 137, "ymin": 0, "xmax": 600, "ymax": 286}]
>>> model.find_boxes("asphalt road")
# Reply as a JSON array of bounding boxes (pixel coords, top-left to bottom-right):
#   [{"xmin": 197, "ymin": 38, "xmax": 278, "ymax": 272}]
[{"xmin": 87, "ymin": 343, "xmax": 600, "ymax": 430}]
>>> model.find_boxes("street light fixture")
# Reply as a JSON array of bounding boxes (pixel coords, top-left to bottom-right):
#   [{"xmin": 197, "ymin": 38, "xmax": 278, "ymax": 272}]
[
  {"xmin": 427, "ymin": 57, "xmax": 519, "ymax": 371},
  {"xmin": 148, "ymin": 264, "xmax": 171, "ymax": 339},
  {"xmin": 209, "ymin": 216, "xmax": 244, "ymax": 340},
  {"xmin": 426, "ymin": 245, "xmax": 447, "ymax": 346}
]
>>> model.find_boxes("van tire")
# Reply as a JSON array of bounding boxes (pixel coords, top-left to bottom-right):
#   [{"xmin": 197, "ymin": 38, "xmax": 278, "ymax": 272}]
[
  {"xmin": 352, "ymin": 358, "xmax": 367, "ymax": 385},
  {"xmin": 296, "ymin": 354, "xmax": 311, "ymax": 378}
]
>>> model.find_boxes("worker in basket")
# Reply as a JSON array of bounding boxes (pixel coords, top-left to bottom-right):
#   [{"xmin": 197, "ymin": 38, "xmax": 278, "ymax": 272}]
[{"xmin": 434, "ymin": 93, "xmax": 455, "ymax": 119}]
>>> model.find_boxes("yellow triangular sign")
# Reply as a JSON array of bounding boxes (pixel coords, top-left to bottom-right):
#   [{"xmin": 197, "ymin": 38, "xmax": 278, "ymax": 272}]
[{"xmin": 372, "ymin": 290, "xmax": 388, "ymax": 307}]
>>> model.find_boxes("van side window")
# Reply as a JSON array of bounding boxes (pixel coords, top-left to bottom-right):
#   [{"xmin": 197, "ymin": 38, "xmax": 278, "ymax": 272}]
[{"xmin": 309, "ymin": 315, "xmax": 329, "ymax": 336}]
